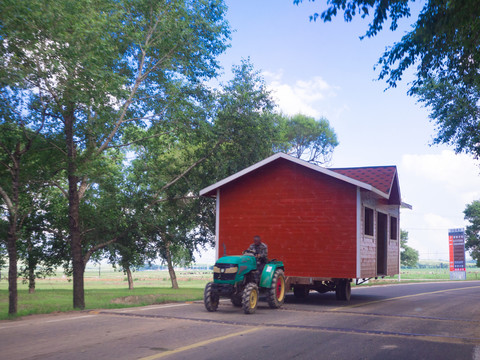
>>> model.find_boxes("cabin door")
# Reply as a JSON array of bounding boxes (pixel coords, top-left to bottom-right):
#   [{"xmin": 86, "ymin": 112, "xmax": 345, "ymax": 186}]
[{"xmin": 377, "ymin": 212, "xmax": 388, "ymax": 275}]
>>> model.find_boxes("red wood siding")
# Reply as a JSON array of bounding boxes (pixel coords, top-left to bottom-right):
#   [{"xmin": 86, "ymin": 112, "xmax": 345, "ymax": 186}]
[{"xmin": 217, "ymin": 159, "xmax": 358, "ymax": 278}]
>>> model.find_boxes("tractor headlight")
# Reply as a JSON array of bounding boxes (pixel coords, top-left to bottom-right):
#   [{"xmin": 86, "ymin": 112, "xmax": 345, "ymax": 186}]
[
  {"xmin": 213, "ymin": 264, "xmax": 238, "ymax": 280},
  {"xmin": 223, "ymin": 266, "xmax": 238, "ymax": 274}
]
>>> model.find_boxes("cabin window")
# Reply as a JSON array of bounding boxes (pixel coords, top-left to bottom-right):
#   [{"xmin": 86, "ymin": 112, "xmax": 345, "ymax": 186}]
[
  {"xmin": 364, "ymin": 207, "xmax": 374, "ymax": 236},
  {"xmin": 390, "ymin": 216, "xmax": 398, "ymax": 240}
]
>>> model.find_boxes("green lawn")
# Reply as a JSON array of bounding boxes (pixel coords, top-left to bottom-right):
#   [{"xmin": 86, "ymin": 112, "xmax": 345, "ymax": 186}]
[{"xmin": 0, "ymin": 268, "xmax": 211, "ymax": 320}]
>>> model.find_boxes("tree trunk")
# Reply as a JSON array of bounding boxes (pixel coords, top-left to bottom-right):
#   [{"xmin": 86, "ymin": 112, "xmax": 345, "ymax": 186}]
[
  {"xmin": 71, "ymin": 226, "xmax": 85, "ymax": 309},
  {"xmin": 164, "ymin": 243, "xmax": 179, "ymax": 289},
  {"xmin": 7, "ymin": 223, "xmax": 18, "ymax": 315},
  {"xmin": 65, "ymin": 109, "xmax": 85, "ymax": 309},
  {"xmin": 126, "ymin": 267, "xmax": 134, "ymax": 290},
  {"xmin": 28, "ymin": 265, "xmax": 35, "ymax": 294},
  {"xmin": 27, "ymin": 242, "xmax": 35, "ymax": 294}
]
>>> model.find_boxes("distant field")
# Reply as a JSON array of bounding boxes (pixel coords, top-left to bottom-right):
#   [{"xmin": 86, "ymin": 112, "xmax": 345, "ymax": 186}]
[
  {"xmin": 9, "ymin": 267, "xmax": 213, "ymax": 290},
  {"xmin": 361, "ymin": 267, "xmax": 480, "ymax": 284},
  {"xmin": 1, "ymin": 266, "xmax": 479, "ymax": 320},
  {"xmin": 399, "ymin": 267, "xmax": 480, "ymax": 280}
]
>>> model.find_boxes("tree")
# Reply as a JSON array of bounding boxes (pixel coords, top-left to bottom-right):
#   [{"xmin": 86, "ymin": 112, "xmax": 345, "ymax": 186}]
[
  {"xmin": 0, "ymin": 0, "xmax": 230, "ymax": 309},
  {"xmin": 277, "ymin": 113, "xmax": 338, "ymax": 165},
  {"xmin": 400, "ymin": 230, "xmax": 419, "ymax": 267},
  {"xmin": 122, "ymin": 59, "xmax": 301, "ymax": 288},
  {"xmin": 118, "ymin": 79, "xmax": 218, "ymax": 287},
  {"xmin": 464, "ymin": 200, "xmax": 480, "ymax": 267},
  {"xmin": 294, "ymin": 0, "xmax": 480, "ymax": 159},
  {"xmin": 213, "ymin": 59, "xmax": 280, "ymax": 175},
  {"xmin": 0, "ymin": 121, "xmax": 54, "ymax": 314}
]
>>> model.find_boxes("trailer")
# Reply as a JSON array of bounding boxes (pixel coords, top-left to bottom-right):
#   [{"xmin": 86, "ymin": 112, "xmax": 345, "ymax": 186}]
[{"xmin": 200, "ymin": 153, "xmax": 411, "ymax": 301}]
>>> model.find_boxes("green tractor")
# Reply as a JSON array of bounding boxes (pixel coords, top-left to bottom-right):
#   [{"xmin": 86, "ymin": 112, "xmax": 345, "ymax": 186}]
[{"xmin": 204, "ymin": 253, "xmax": 286, "ymax": 314}]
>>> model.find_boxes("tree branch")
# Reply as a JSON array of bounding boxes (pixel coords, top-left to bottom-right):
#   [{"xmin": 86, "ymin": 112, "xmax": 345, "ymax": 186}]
[
  {"xmin": 83, "ymin": 238, "xmax": 117, "ymax": 267},
  {"xmin": 0, "ymin": 184, "xmax": 14, "ymax": 214},
  {"xmin": 145, "ymin": 141, "xmax": 223, "ymax": 212},
  {"xmin": 48, "ymin": 181, "xmax": 68, "ymax": 198}
]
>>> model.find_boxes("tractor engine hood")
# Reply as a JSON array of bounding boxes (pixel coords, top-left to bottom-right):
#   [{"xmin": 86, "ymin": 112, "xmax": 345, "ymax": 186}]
[
  {"xmin": 215, "ymin": 255, "xmax": 256, "ymax": 266},
  {"xmin": 213, "ymin": 255, "xmax": 257, "ymax": 280}
]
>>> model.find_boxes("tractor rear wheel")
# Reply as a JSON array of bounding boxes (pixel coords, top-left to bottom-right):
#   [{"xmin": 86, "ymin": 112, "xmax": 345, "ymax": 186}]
[
  {"xmin": 267, "ymin": 269, "xmax": 286, "ymax": 308},
  {"xmin": 242, "ymin": 282, "xmax": 259, "ymax": 314},
  {"xmin": 204, "ymin": 282, "xmax": 219, "ymax": 312}
]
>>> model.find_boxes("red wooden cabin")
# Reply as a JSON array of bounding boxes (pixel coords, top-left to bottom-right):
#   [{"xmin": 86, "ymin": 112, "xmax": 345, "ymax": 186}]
[{"xmin": 200, "ymin": 153, "xmax": 410, "ymax": 297}]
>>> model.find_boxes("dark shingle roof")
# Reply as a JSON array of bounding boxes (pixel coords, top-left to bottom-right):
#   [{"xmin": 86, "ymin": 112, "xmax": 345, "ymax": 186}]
[{"xmin": 330, "ymin": 166, "xmax": 397, "ymax": 195}]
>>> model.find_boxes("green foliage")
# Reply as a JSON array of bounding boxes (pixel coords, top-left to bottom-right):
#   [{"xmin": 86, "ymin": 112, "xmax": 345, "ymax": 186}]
[
  {"xmin": 400, "ymin": 230, "xmax": 419, "ymax": 267},
  {"xmin": 294, "ymin": 0, "xmax": 411, "ymax": 37},
  {"xmin": 277, "ymin": 113, "xmax": 338, "ymax": 165},
  {"xmin": 295, "ymin": 0, "xmax": 480, "ymax": 159},
  {"xmin": 213, "ymin": 58, "xmax": 279, "ymax": 175},
  {"xmin": 0, "ymin": 0, "xmax": 231, "ymax": 309},
  {"xmin": 464, "ymin": 200, "xmax": 480, "ymax": 266}
]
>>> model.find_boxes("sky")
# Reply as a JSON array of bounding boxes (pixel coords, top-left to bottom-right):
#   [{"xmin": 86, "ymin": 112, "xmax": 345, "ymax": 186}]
[{"xmin": 196, "ymin": 0, "xmax": 480, "ymax": 263}]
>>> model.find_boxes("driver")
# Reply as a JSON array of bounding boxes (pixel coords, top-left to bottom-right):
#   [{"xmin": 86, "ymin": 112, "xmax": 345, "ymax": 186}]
[{"xmin": 246, "ymin": 235, "xmax": 268, "ymax": 272}]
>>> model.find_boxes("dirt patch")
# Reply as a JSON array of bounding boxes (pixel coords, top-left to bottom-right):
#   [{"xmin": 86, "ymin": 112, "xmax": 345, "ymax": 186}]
[{"xmin": 110, "ymin": 294, "xmax": 179, "ymax": 305}]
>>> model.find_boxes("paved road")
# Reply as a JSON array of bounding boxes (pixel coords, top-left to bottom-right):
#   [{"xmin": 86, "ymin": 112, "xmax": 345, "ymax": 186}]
[{"xmin": 1, "ymin": 281, "xmax": 480, "ymax": 360}]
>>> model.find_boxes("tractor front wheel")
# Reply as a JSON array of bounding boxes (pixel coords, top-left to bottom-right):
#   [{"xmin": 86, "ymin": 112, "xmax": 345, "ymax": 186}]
[
  {"xmin": 242, "ymin": 282, "xmax": 259, "ymax": 314},
  {"xmin": 267, "ymin": 269, "xmax": 286, "ymax": 308},
  {"xmin": 204, "ymin": 282, "xmax": 219, "ymax": 312}
]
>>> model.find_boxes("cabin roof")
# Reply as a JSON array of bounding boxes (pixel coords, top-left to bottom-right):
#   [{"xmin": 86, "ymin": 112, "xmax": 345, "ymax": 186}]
[
  {"xmin": 330, "ymin": 166, "xmax": 397, "ymax": 196},
  {"xmin": 200, "ymin": 153, "xmax": 407, "ymax": 206}
]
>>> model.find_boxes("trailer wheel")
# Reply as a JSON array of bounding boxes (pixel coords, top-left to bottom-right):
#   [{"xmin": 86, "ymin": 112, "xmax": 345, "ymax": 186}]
[
  {"xmin": 204, "ymin": 282, "xmax": 219, "ymax": 312},
  {"xmin": 267, "ymin": 269, "xmax": 286, "ymax": 308},
  {"xmin": 293, "ymin": 285, "xmax": 309, "ymax": 299},
  {"xmin": 242, "ymin": 282, "xmax": 259, "ymax": 314},
  {"xmin": 335, "ymin": 279, "xmax": 351, "ymax": 301},
  {"xmin": 231, "ymin": 293, "xmax": 242, "ymax": 307}
]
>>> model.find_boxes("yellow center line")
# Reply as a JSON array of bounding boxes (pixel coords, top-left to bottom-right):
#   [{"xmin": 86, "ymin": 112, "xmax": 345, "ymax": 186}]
[
  {"xmin": 138, "ymin": 327, "xmax": 262, "ymax": 360},
  {"xmin": 331, "ymin": 285, "xmax": 480, "ymax": 311}
]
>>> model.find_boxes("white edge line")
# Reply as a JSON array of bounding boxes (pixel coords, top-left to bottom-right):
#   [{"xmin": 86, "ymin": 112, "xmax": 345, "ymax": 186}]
[
  {"xmin": 45, "ymin": 315, "xmax": 96, "ymax": 323},
  {"xmin": 118, "ymin": 303, "xmax": 192, "ymax": 312}
]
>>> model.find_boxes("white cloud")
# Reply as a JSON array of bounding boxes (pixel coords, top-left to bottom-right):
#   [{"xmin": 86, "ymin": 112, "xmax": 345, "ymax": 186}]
[
  {"xmin": 263, "ymin": 70, "xmax": 338, "ymax": 118},
  {"xmin": 400, "ymin": 150, "xmax": 480, "ymax": 260},
  {"xmin": 402, "ymin": 150, "xmax": 480, "ymax": 194}
]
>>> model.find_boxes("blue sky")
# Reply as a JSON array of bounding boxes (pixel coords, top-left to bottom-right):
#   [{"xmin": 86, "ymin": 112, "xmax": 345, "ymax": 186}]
[{"xmin": 197, "ymin": 0, "xmax": 480, "ymax": 263}]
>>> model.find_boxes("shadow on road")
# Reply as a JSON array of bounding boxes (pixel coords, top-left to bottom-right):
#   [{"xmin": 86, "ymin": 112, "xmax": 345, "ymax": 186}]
[{"xmin": 283, "ymin": 291, "xmax": 387, "ymax": 310}]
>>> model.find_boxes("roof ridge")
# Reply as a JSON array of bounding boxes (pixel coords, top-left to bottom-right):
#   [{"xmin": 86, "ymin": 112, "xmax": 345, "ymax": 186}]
[{"xmin": 330, "ymin": 165, "xmax": 397, "ymax": 170}]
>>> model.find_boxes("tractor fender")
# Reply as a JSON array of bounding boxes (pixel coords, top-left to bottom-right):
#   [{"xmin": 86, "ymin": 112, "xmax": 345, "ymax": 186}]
[{"xmin": 259, "ymin": 263, "xmax": 283, "ymax": 288}]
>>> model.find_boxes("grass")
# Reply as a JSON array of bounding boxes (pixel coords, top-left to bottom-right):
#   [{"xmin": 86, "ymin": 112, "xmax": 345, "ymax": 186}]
[
  {"xmin": 0, "ymin": 268, "xmax": 210, "ymax": 321},
  {"xmin": 0, "ymin": 288, "xmax": 205, "ymax": 320},
  {"xmin": 1, "ymin": 266, "xmax": 479, "ymax": 320}
]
